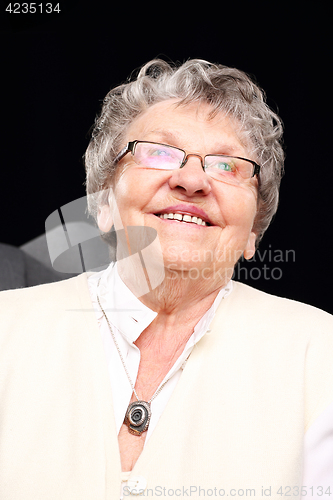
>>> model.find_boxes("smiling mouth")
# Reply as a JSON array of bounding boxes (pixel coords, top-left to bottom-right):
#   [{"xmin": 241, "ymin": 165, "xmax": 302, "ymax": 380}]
[{"xmin": 154, "ymin": 212, "xmax": 211, "ymax": 226}]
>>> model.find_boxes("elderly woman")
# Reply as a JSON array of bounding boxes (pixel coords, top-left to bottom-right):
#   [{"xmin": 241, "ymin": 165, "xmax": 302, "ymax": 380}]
[{"xmin": 1, "ymin": 59, "xmax": 333, "ymax": 499}]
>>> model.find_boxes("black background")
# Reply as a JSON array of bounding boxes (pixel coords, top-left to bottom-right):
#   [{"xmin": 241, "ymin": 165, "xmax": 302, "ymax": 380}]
[{"xmin": 1, "ymin": 2, "xmax": 332, "ymax": 312}]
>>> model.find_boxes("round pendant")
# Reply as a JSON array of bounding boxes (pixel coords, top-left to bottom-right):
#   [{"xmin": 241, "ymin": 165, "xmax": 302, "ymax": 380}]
[{"xmin": 124, "ymin": 400, "xmax": 151, "ymax": 436}]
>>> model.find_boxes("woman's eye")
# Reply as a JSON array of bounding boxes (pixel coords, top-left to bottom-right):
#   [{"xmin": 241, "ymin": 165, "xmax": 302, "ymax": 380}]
[
  {"xmin": 206, "ymin": 156, "xmax": 237, "ymax": 173},
  {"xmin": 151, "ymin": 149, "xmax": 171, "ymax": 157},
  {"xmin": 216, "ymin": 161, "xmax": 235, "ymax": 172}
]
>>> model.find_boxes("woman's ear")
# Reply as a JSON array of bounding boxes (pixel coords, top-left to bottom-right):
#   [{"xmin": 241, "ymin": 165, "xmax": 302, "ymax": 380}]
[
  {"xmin": 243, "ymin": 231, "xmax": 256, "ymax": 260},
  {"xmin": 97, "ymin": 205, "xmax": 113, "ymax": 233}
]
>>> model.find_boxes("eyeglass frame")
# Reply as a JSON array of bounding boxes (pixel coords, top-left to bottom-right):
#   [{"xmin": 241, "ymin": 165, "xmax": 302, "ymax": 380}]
[{"xmin": 114, "ymin": 140, "xmax": 261, "ymax": 179}]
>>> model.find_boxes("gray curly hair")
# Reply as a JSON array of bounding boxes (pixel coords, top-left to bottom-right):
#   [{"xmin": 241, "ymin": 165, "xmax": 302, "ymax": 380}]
[{"xmin": 85, "ymin": 58, "xmax": 284, "ymax": 244}]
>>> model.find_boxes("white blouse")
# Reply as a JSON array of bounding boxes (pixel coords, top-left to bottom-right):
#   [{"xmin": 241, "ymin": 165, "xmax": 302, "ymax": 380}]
[{"xmin": 88, "ymin": 263, "xmax": 333, "ymax": 490}]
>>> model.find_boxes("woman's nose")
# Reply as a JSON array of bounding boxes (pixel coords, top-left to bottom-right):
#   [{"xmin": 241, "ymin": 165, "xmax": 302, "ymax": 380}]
[{"xmin": 168, "ymin": 155, "xmax": 212, "ymax": 196}]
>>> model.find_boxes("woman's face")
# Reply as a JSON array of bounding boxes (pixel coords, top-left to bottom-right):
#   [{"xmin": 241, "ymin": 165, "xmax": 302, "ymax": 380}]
[{"xmin": 99, "ymin": 99, "xmax": 258, "ymax": 284}]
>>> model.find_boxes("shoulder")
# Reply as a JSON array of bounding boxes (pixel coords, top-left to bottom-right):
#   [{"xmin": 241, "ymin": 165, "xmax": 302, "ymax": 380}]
[
  {"xmin": 230, "ymin": 280, "xmax": 333, "ymax": 329},
  {"xmin": 216, "ymin": 280, "xmax": 333, "ymax": 363},
  {"xmin": 0, "ymin": 273, "xmax": 92, "ymax": 327},
  {"xmin": 0, "ymin": 273, "xmax": 98, "ymax": 366},
  {"xmin": 219, "ymin": 282, "xmax": 333, "ymax": 428},
  {"xmin": 0, "ymin": 272, "xmax": 88, "ymax": 299}
]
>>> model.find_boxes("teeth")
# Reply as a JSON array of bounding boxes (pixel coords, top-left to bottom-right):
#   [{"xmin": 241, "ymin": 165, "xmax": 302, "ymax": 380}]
[
  {"xmin": 158, "ymin": 213, "xmax": 208, "ymax": 226},
  {"xmin": 173, "ymin": 214, "xmax": 183, "ymax": 221}
]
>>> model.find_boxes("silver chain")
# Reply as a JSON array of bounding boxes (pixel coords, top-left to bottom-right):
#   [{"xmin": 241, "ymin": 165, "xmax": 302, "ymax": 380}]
[{"xmin": 96, "ymin": 281, "xmax": 170, "ymax": 404}]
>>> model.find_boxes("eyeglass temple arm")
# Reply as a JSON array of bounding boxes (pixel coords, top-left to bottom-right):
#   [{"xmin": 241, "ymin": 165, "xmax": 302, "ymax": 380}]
[
  {"xmin": 253, "ymin": 163, "xmax": 260, "ymax": 177},
  {"xmin": 114, "ymin": 141, "xmax": 136, "ymax": 164}
]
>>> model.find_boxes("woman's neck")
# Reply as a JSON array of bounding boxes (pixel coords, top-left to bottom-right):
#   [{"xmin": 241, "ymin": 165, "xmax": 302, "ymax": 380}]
[{"xmin": 117, "ymin": 262, "xmax": 231, "ymax": 336}]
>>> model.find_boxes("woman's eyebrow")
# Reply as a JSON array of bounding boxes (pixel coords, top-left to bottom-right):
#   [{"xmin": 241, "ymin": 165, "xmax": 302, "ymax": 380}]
[
  {"xmin": 146, "ymin": 129, "xmax": 181, "ymax": 145},
  {"xmin": 209, "ymin": 144, "xmax": 243, "ymax": 156},
  {"xmin": 145, "ymin": 129, "xmax": 244, "ymax": 156}
]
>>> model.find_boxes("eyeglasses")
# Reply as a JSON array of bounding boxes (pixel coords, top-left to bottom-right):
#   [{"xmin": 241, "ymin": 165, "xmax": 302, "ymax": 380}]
[{"xmin": 114, "ymin": 140, "xmax": 261, "ymax": 185}]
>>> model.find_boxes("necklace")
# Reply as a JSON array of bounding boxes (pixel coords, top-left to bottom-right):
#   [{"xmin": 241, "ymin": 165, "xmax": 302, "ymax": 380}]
[{"xmin": 96, "ymin": 283, "xmax": 171, "ymax": 436}]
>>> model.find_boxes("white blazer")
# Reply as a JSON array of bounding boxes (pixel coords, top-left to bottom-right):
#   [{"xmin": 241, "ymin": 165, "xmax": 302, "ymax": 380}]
[{"xmin": 0, "ymin": 274, "xmax": 333, "ymax": 499}]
